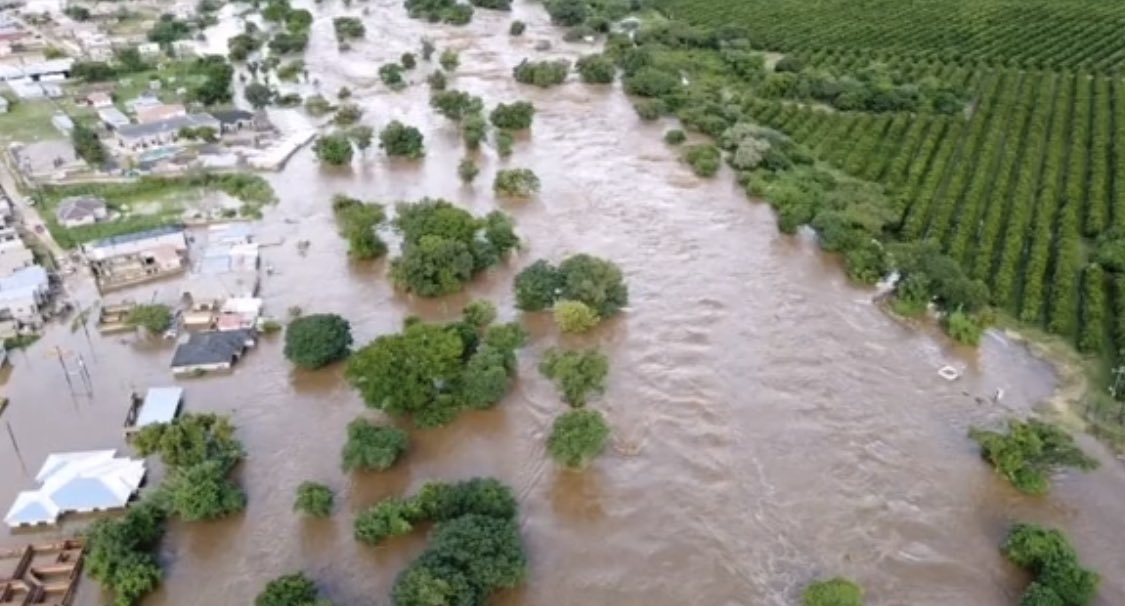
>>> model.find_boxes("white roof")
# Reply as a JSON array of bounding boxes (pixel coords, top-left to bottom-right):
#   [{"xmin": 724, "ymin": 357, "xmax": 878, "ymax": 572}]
[
  {"xmin": 135, "ymin": 387, "xmax": 183, "ymax": 427},
  {"xmin": 5, "ymin": 450, "xmax": 146, "ymax": 527},
  {"xmin": 221, "ymin": 296, "xmax": 262, "ymax": 315}
]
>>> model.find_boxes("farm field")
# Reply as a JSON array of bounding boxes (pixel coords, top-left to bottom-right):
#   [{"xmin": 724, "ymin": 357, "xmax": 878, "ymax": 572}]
[{"xmin": 651, "ymin": 0, "xmax": 1125, "ymax": 439}]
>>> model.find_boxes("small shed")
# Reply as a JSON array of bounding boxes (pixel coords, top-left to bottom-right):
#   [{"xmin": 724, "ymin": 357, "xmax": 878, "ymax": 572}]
[{"xmin": 124, "ymin": 386, "xmax": 183, "ymax": 433}]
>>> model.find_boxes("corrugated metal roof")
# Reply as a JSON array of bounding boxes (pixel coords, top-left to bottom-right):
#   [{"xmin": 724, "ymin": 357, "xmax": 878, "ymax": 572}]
[{"xmin": 135, "ymin": 386, "xmax": 183, "ymax": 427}]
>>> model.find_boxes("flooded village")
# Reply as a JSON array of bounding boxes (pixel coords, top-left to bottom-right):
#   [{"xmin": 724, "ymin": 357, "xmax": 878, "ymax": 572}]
[{"xmin": 0, "ymin": 0, "xmax": 1123, "ymax": 605}]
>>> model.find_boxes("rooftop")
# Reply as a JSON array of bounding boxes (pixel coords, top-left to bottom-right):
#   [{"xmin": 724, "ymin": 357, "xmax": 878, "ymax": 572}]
[
  {"xmin": 4, "ymin": 450, "xmax": 146, "ymax": 527},
  {"xmin": 210, "ymin": 109, "xmax": 253, "ymax": 124},
  {"xmin": 171, "ymin": 328, "xmax": 255, "ymax": 369},
  {"xmin": 133, "ymin": 386, "xmax": 183, "ymax": 428},
  {"xmin": 97, "ymin": 106, "xmax": 131, "ymax": 127},
  {"xmin": 56, "ymin": 195, "xmax": 107, "ymax": 222},
  {"xmin": 116, "ymin": 113, "xmax": 219, "ymax": 140},
  {"xmin": 86, "ymin": 225, "xmax": 184, "ymax": 250}
]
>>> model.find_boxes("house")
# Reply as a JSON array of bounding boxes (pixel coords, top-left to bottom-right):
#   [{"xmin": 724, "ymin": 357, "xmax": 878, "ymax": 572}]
[
  {"xmin": 3, "ymin": 450, "xmax": 146, "ymax": 527},
  {"xmin": 136, "ymin": 103, "xmax": 186, "ymax": 124},
  {"xmin": 0, "ymin": 59, "xmax": 72, "ymax": 82},
  {"xmin": 125, "ymin": 92, "xmax": 162, "ymax": 114},
  {"xmin": 217, "ymin": 297, "xmax": 262, "ymax": 331},
  {"xmin": 55, "ymin": 195, "xmax": 108, "ymax": 228},
  {"xmin": 0, "ymin": 238, "xmax": 34, "ymax": 276},
  {"xmin": 124, "ymin": 386, "xmax": 183, "ymax": 433},
  {"xmin": 211, "ymin": 109, "xmax": 254, "ymax": 134},
  {"xmin": 0, "ymin": 264, "xmax": 48, "ymax": 323},
  {"xmin": 97, "ymin": 106, "xmax": 130, "ymax": 130},
  {"xmin": 83, "ymin": 225, "xmax": 188, "ymax": 290},
  {"xmin": 83, "ymin": 91, "xmax": 113, "ymax": 108},
  {"xmin": 114, "ymin": 113, "xmax": 221, "ymax": 150},
  {"xmin": 8, "ymin": 78, "xmax": 62, "ymax": 99},
  {"xmin": 170, "ymin": 328, "xmax": 255, "ymax": 374}
]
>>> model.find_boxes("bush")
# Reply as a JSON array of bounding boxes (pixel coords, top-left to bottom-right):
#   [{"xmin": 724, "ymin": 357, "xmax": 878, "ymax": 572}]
[
  {"xmin": 513, "ymin": 260, "xmax": 563, "ymax": 311},
  {"xmin": 355, "ymin": 478, "xmax": 519, "ymax": 544},
  {"xmin": 548, "ymin": 409, "xmax": 610, "ymax": 470},
  {"xmin": 85, "ymin": 500, "xmax": 167, "ymax": 606},
  {"xmin": 802, "ymin": 578, "xmax": 864, "ymax": 606},
  {"xmin": 553, "ymin": 300, "xmax": 599, "ymax": 333},
  {"xmin": 132, "ymin": 413, "xmax": 243, "ymax": 469},
  {"xmin": 255, "ymin": 573, "xmax": 322, "ymax": 606},
  {"xmin": 427, "ymin": 69, "xmax": 448, "ymax": 91},
  {"xmin": 969, "ymin": 419, "xmax": 1098, "ymax": 495},
  {"xmin": 164, "ymin": 459, "xmax": 247, "ymax": 521},
  {"xmin": 513, "ymin": 59, "xmax": 570, "ymax": 87},
  {"xmin": 305, "ymin": 94, "xmax": 333, "ymax": 116},
  {"xmin": 539, "ymin": 347, "xmax": 609, "ymax": 406},
  {"xmin": 633, "ymin": 98, "xmax": 667, "ymax": 120},
  {"xmin": 333, "ymin": 16, "xmax": 365, "ymax": 41},
  {"xmin": 431, "ymin": 89, "xmax": 483, "ymax": 121},
  {"xmin": 624, "ymin": 66, "xmax": 681, "ymax": 97},
  {"xmin": 401, "ymin": 52, "xmax": 417, "ymax": 69},
  {"xmin": 509, "ymin": 20, "xmax": 526, "ymax": 35},
  {"xmin": 332, "ymin": 195, "xmax": 387, "ymax": 259},
  {"xmin": 664, "ymin": 129, "xmax": 686, "ymax": 145},
  {"xmin": 72, "ymin": 123, "xmax": 108, "ymax": 166},
  {"xmin": 469, "ymin": 0, "xmax": 510, "ymax": 9},
  {"xmin": 576, "ymin": 54, "xmax": 615, "ymax": 84},
  {"xmin": 439, "ymin": 48, "xmax": 460, "ymax": 71},
  {"xmin": 379, "ymin": 63, "xmax": 406, "ymax": 91},
  {"xmin": 496, "ymin": 130, "xmax": 514, "ymax": 157},
  {"xmin": 513, "ymin": 254, "xmax": 628, "ymax": 317},
  {"xmin": 405, "ymin": 0, "xmax": 474, "ymax": 25},
  {"xmin": 294, "ymin": 482, "xmax": 334, "ymax": 518},
  {"xmin": 462, "ymin": 113, "xmax": 487, "ymax": 148},
  {"xmin": 458, "ymin": 157, "xmax": 479, "ymax": 183},
  {"xmin": 126, "ymin": 304, "xmax": 172, "ymax": 333},
  {"xmin": 1003, "ymin": 523, "xmax": 1100, "ymax": 606},
  {"xmin": 685, "ymin": 144, "xmax": 721, "ymax": 177},
  {"xmin": 493, "ymin": 168, "xmax": 540, "ymax": 197},
  {"xmin": 341, "ymin": 419, "xmax": 409, "ymax": 471},
  {"xmin": 380, "ymin": 120, "xmax": 426, "ymax": 158},
  {"xmin": 314, "ymin": 132, "xmax": 354, "ymax": 166},
  {"xmin": 284, "ymin": 313, "xmax": 353, "ymax": 369},
  {"xmin": 774, "ymin": 55, "xmax": 804, "ymax": 73},
  {"xmin": 489, "ymin": 101, "xmax": 535, "ymax": 130},
  {"xmin": 545, "ymin": 0, "xmax": 587, "ymax": 25},
  {"xmin": 944, "ymin": 310, "xmax": 984, "ymax": 346}
]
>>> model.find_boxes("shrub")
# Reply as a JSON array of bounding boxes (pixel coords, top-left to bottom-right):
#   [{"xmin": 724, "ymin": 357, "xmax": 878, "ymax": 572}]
[
  {"xmin": 513, "ymin": 254, "xmax": 628, "ymax": 317},
  {"xmin": 379, "ymin": 120, "xmax": 425, "ymax": 158},
  {"xmin": 401, "ymin": 52, "xmax": 417, "ymax": 69},
  {"xmin": 969, "ymin": 419, "xmax": 1098, "ymax": 495},
  {"xmin": 509, "ymin": 20, "xmax": 526, "ymax": 35},
  {"xmin": 431, "ymin": 89, "xmax": 483, "ymax": 121},
  {"xmin": 379, "ymin": 63, "xmax": 406, "ymax": 90},
  {"xmin": 496, "ymin": 130, "xmax": 514, "ymax": 157},
  {"xmin": 255, "ymin": 573, "xmax": 322, "ymax": 606},
  {"xmin": 427, "ymin": 69, "xmax": 448, "ymax": 91},
  {"xmin": 553, "ymin": 300, "xmax": 599, "ymax": 333},
  {"xmin": 126, "ymin": 304, "xmax": 173, "ymax": 333},
  {"xmin": 439, "ymin": 48, "xmax": 460, "ymax": 71},
  {"xmin": 489, "ymin": 101, "xmax": 535, "ymax": 130},
  {"xmin": 332, "ymin": 195, "xmax": 387, "ymax": 259},
  {"xmin": 493, "ymin": 168, "xmax": 540, "ymax": 197},
  {"xmin": 539, "ymin": 347, "xmax": 608, "ymax": 406},
  {"xmin": 685, "ymin": 144, "xmax": 721, "ymax": 177},
  {"xmin": 633, "ymin": 98, "xmax": 666, "ymax": 120},
  {"xmin": 576, "ymin": 53, "xmax": 615, "ymax": 84},
  {"xmin": 293, "ymin": 482, "xmax": 334, "ymax": 517},
  {"xmin": 458, "ymin": 157, "xmax": 479, "ymax": 183},
  {"xmin": 85, "ymin": 500, "xmax": 167, "ymax": 606},
  {"xmin": 513, "ymin": 59, "xmax": 570, "ymax": 87},
  {"xmin": 164, "ymin": 459, "xmax": 247, "ymax": 521},
  {"xmin": 802, "ymin": 578, "xmax": 864, "ymax": 606},
  {"xmin": 341, "ymin": 419, "xmax": 409, "ymax": 471},
  {"xmin": 462, "ymin": 113, "xmax": 487, "ymax": 148},
  {"xmin": 545, "ymin": 0, "xmax": 587, "ymax": 25},
  {"xmin": 314, "ymin": 132, "xmax": 354, "ymax": 165},
  {"xmin": 548, "ymin": 409, "xmax": 610, "ymax": 469},
  {"xmin": 944, "ymin": 310, "xmax": 984, "ymax": 346},
  {"xmin": 333, "ymin": 16, "xmax": 365, "ymax": 41},
  {"xmin": 284, "ymin": 313, "xmax": 353, "ymax": 369},
  {"xmin": 305, "ymin": 94, "xmax": 333, "ymax": 116},
  {"xmin": 664, "ymin": 129, "xmax": 686, "ymax": 145},
  {"xmin": 1003, "ymin": 523, "xmax": 1100, "ymax": 606}
]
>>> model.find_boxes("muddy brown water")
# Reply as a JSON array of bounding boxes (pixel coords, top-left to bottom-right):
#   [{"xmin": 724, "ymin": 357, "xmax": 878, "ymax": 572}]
[{"xmin": 3, "ymin": 2, "xmax": 1125, "ymax": 605}]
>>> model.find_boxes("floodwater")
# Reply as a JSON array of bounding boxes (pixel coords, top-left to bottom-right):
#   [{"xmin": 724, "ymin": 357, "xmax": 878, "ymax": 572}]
[{"xmin": 3, "ymin": 2, "xmax": 1125, "ymax": 605}]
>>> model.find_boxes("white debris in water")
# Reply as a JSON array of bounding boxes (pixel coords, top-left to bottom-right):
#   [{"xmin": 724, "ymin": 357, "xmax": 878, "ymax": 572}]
[{"xmin": 938, "ymin": 366, "xmax": 961, "ymax": 381}]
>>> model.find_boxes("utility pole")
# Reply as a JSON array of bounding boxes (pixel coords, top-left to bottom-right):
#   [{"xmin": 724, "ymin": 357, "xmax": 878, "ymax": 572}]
[{"xmin": 6, "ymin": 421, "xmax": 27, "ymax": 477}]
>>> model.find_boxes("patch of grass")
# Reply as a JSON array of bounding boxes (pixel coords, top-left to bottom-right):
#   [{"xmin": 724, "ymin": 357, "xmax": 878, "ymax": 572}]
[{"xmin": 0, "ymin": 100, "xmax": 70, "ymax": 144}]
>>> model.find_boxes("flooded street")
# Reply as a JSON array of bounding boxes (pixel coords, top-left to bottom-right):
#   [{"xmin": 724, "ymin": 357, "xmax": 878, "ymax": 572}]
[{"xmin": 3, "ymin": 2, "xmax": 1125, "ymax": 605}]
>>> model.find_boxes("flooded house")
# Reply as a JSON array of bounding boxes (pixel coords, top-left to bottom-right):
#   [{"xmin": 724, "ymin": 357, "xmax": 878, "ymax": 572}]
[
  {"xmin": 0, "ymin": 264, "xmax": 48, "ymax": 331},
  {"xmin": 82, "ymin": 226, "xmax": 188, "ymax": 291},
  {"xmin": 3, "ymin": 450, "xmax": 146, "ymax": 528},
  {"xmin": 170, "ymin": 328, "xmax": 255, "ymax": 375},
  {"xmin": 54, "ymin": 196, "xmax": 107, "ymax": 228}
]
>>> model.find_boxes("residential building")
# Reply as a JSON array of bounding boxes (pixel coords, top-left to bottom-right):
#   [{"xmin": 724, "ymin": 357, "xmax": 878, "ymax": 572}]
[
  {"xmin": 170, "ymin": 328, "xmax": 255, "ymax": 374},
  {"xmin": 82, "ymin": 225, "xmax": 188, "ymax": 290},
  {"xmin": 0, "ymin": 264, "xmax": 49, "ymax": 324},
  {"xmin": 125, "ymin": 92, "xmax": 161, "ymax": 114},
  {"xmin": 136, "ymin": 103, "xmax": 186, "ymax": 124},
  {"xmin": 11, "ymin": 139, "xmax": 84, "ymax": 179},
  {"xmin": 83, "ymin": 91, "xmax": 113, "ymax": 108},
  {"xmin": 4, "ymin": 450, "xmax": 146, "ymax": 527},
  {"xmin": 55, "ymin": 195, "xmax": 107, "ymax": 228},
  {"xmin": 0, "ymin": 58, "xmax": 72, "ymax": 82},
  {"xmin": 124, "ymin": 386, "xmax": 183, "ymax": 433},
  {"xmin": 114, "ymin": 113, "xmax": 220, "ymax": 150},
  {"xmin": 0, "ymin": 238, "xmax": 34, "ymax": 276},
  {"xmin": 8, "ymin": 78, "xmax": 62, "ymax": 99},
  {"xmin": 97, "ymin": 106, "xmax": 130, "ymax": 130},
  {"xmin": 211, "ymin": 109, "xmax": 255, "ymax": 133}
]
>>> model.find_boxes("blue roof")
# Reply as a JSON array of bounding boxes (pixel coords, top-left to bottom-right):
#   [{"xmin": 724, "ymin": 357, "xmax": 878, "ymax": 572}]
[
  {"xmin": 6, "ymin": 501, "xmax": 53, "ymax": 525},
  {"xmin": 135, "ymin": 387, "xmax": 183, "ymax": 427},
  {"xmin": 88, "ymin": 225, "xmax": 184, "ymax": 249},
  {"xmin": 48, "ymin": 477, "xmax": 122, "ymax": 510}
]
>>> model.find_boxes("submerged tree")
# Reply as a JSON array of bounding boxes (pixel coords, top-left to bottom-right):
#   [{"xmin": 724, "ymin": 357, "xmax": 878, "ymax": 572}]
[
  {"xmin": 969, "ymin": 419, "xmax": 1098, "ymax": 495},
  {"xmin": 379, "ymin": 120, "xmax": 426, "ymax": 158},
  {"xmin": 539, "ymin": 347, "xmax": 609, "ymax": 406},
  {"xmin": 314, "ymin": 132, "xmax": 354, "ymax": 166},
  {"xmin": 547, "ymin": 409, "xmax": 610, "ymax": 470},
  {"xmin": 341, "ymin": 419, "xmax": 409, "ymax": 471},
  {"xmin": 553, "ymin": 300, "xmax": 599, "ymax": 333},
  {"xmin": 255, "ymin": 572, "xmax": 330, "ymax": 606},
  {"xmin": 802, "ymin": 578, "xmax": 864, "ymax": 606},
  {"xmin": 332, "ymin": 195, "xmax": 387, "ymax": 259},
  {"xmin": 126, "ymin": 304, "xmax": 173, "ymax": 334},
  {"xmin": 513, "ymin": 254, "xmax": 628, "ymax": 318},
  {"xmin": 493, "ymin": 168, "xmax": 540, "ymax": 197},
  {"xmin": 489, "ymin": 101, "xmax": 535, "ymax": 130},
  {"xmin": 294, "ymin": 482, "xmax": 334, "ymax": 518},
  {"xmin": 1003, "ymin": 523, "xmax": 1100, "ymax": 606},
  {"xmin": 284, "ymin": 313, "xmax": 353, "ymax": 369}
]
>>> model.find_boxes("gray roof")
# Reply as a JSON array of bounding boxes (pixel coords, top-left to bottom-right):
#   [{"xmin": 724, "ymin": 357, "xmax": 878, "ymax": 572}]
[
  {"xmin": 97, "ymin": 106, "xmax": 131, "ymax": 128},
  {"xmin": 87, "ymin": 224, "xmax": 183, "ymax": 249},
  {"xmin": 56, "ymin": 195, "xmax": 106, "ymax": 222},
  {"xmin": 171, "ymin": 329, "xmax": 253, "ymax": 368},
  {"xmin": 117, "ymin": 113, "xmax": 219, "ymax": 140},
  {"xmin": 135, "ymin": 386, "xmax": 183, "ymax": 427},
  {"xmin": 210, "ymin": 109, "xmax": 253, "ymax": 124}
]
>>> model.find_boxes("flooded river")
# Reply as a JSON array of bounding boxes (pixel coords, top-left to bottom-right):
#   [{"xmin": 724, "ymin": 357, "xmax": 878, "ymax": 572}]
[{"xmin": 3, "ymin": 2, "xmax": 1125, "ymax": 605}]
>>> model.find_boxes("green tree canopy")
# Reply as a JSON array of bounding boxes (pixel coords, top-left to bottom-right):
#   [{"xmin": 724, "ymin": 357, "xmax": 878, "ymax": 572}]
[
  {"xmin": 389, "ymin": 199, "xmax": 518, "ymax": 296},
  {"xmin": 439, "ymin": 48, "xmax": 460, "ymax": 71},
  {"xmin": 539, "ymin": 347, "xmax": 608, "ymax": 406},
  {"xmin": 379, "ymin": 63, "xmax": 406, "ymax": 90},
  {"xmin": 489, "ymin": 101, "xmax": 535, "ymax": 130},
  {"xmin": 513, "ymin": 59, "xmax": 570, "ymax": 87},
  {"xmin": 969, "ymin": 419, "xmax": 1098, "ymax": 495},
  {"xmin": 163, "ymin": 459, "xmax": 247, "ymax": 521},
  {"xmin": 1003, "ymin": 523, "xmax": 1100, "ymax": 606},
  {"xmin": 255, "ymin": 573, "xmax": 327, "ymax": 606},
  {"xmin": 72, "ymin": 123, "xmax": 108, "ymax": 166},
  {"xmin": 314, "ymin": 132, "xmax": 354, "ymax": 166},
  {"xmin": 493, "ymin": 168, "xmax": 540, "ymax": 197},
  {"xmin": 513, "ymin": 254, "xmax": 629, "ymax": 318},
  {"xmin": 332, "ymin": 195, "xmax": 387, "ymax": 259},
  {"xmin": 284, "ymin": 313, "xmax": 353, "ymax": 369},
  {"xmin": 553, "ymin": 300, "xmax": 599, "ymax": 333},
  {"xmin": 431, "ymin": 89, "xmax": 483, "ymax": 121},
  {"xmin": 345, "ymin": 304, "xmax": 528, "ymax": 427},
  {"xmin": 801, "ymin": 578, "xmax": 864, "ymax": 606},
  {"xmin": 576, "ymin": 53, "xmax": 615, "ymax": 84},
  {"xmin": 188, "ymin": 55, "xmax": 234, "ymax": 105},
  {"xmin": 132, "ymin": 413, "xmax": 243, "ymax": 469},
  {"xmin": 85, "ymin": 500, "xmax": 167, "ymax": 606},
  {"xmin": 341, "ymin": 419, "xmax": 409, "ymax": 471},
  {"xmin": 294, "ymin": 482, "xmax": 334, "ymax": 518},
  {"xmin": 333, "ymin": 16, "xmax": 366, "ymax": 40},
  {"xmin": 125, "ymin": 304, "xmax": 172, "ymax": 334},
  {"xmin": 244, "ymin": 81, "xmax": 273, "ymax": 109},
  {"xmin": 547, "ymin": 409, "xmax": 610, "ymax": 470},
  {"xmin": 380, "ymin": 120, "xmax": 426, "ymax": 158}
]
